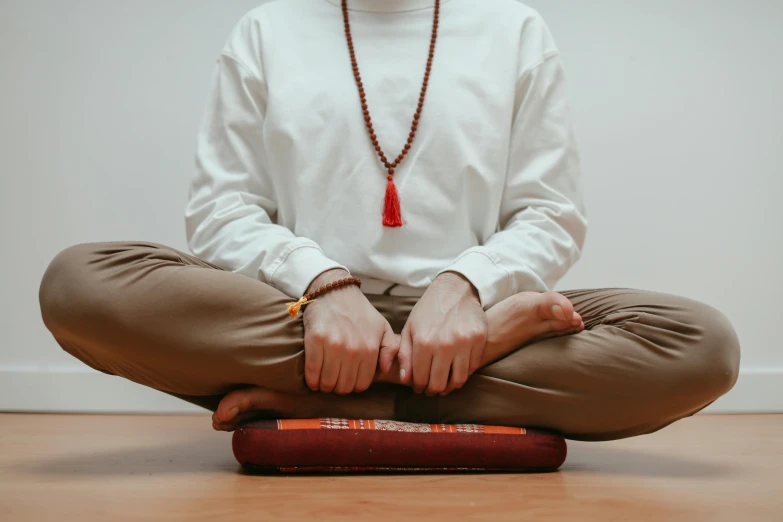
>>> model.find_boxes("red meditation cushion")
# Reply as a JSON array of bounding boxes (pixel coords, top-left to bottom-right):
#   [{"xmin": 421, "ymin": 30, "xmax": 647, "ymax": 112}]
[{"xmin": 233, "ymin": 418, "xmax": 567, "ymax": 473}]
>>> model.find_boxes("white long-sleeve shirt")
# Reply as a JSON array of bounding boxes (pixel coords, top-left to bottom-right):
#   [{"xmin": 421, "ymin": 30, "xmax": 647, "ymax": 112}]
[{"xmin": 186, "ymin": 0, "xmax": 587, "ymax": 309}]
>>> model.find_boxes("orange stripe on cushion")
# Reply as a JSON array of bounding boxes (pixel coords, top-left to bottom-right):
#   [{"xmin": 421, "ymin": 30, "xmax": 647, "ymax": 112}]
[
  {"xmin": 484, "ymin": 426, "xmax": 526, "ymax": 435},
  {"xmin": 278, "ymin": 419, "xmax": 323, "ymax": 430}
]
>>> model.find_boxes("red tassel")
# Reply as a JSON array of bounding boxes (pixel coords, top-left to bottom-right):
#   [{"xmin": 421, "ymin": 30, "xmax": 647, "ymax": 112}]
[{"xmin": 382, "ymin": 175, "xmax": 403, "ymax": 227}]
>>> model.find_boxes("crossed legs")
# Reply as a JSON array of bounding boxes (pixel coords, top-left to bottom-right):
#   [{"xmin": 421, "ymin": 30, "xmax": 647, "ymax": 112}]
[{"xmin": 39, "ymin": 242, "xmax": 740, "ymax": 441}]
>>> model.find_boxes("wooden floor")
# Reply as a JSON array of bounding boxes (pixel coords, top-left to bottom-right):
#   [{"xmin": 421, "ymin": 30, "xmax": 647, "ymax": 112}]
[{"xmin": 0, "ymin": 414, "xmax": 781, "ymax": 521}]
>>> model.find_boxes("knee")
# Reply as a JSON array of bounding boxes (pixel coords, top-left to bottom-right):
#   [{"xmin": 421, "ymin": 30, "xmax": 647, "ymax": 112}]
[
  {"xmin": 578, "ymin": 301, "xmax": 740, "ymax": 440},
  {"xmin": 39, "ymin": 243, "xmax": 107, "ymax": 337},
  {"xmin": 686, "ymin": 302, "xmax": 741, "ymax": 402},
  {"xmin": 701, "ymin": 306, "xmax": 740, "ymax": 399},
  {"xmin": 606, "ymin": 296, "xmax": 741, "ymax": 437}
]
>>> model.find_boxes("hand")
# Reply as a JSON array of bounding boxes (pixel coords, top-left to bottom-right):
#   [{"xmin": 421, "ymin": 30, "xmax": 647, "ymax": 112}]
[
  {"xmin": 303, "ymin": 269, "xmax": 398, "ymax": 395},
  {"xmin": 394, "ymin": 272, "xmax": 488, "ymax": 396}
]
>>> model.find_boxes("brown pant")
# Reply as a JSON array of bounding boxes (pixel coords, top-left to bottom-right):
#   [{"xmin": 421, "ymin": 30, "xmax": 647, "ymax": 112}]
[{"xmin": 38, "ymin": 242, "xmax": 740, "ymax": 441}]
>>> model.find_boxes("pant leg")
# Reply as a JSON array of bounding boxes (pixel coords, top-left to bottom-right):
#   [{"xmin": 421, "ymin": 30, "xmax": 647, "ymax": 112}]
[
  {"xmin": 39, "ymin": 242, "xmax": 309, "ymax": 409},
  {"xmin": 396, "ymin": 288, "xmax": 741, "ymax": 441},
  {"xmin": 40, "ymin": 246, "xmax": 741, "ymax": 440}
]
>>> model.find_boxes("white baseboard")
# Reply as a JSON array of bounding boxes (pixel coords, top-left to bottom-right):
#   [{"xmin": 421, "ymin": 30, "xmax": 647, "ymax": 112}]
[
  {"xmin": 0, "ymin": 367, "xmax": 780, "ymax": 414},
  {"xmin": 701, "ymin": 368, "xmax": 782, "ymax": 414},
  {"xmin": 0, "ymin": 367, "xmax": 204, "ymax": 414}
]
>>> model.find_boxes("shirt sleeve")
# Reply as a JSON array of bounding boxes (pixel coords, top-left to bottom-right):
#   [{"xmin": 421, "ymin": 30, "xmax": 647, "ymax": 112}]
[
  {"xmin": 185, "ymin": 42, "xmax": 346, "ymax": 298},
  {"xmin": 438, "ymin": 50, "xmax": 587, "ymax": 310}
]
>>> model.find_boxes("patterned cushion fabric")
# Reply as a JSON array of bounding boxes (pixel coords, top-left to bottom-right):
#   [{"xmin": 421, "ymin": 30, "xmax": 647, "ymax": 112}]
[{"xmin": 233, "ymin": 418, "xmax": 567, "ymax": 473}]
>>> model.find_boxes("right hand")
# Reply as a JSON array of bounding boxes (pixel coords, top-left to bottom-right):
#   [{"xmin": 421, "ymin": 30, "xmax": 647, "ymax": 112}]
[{"xmin": 302, "ymin": 269, "xmax": 398, "ymax": 395}]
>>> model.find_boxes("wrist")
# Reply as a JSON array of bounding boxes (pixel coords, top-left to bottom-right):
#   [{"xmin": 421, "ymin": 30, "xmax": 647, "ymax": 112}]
[
  {"xmin": 435, "ymin": 271, "xmax": 479, "ymax": 299},
  {"xmin": 306, "ymin": 268, "xmax": 353, "ymax": 294}
]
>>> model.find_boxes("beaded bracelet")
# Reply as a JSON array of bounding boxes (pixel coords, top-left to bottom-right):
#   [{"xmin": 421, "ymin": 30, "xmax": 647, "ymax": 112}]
[{"xmin": 286, "ymin": 277, "xmax": 363, "ymax": 318}]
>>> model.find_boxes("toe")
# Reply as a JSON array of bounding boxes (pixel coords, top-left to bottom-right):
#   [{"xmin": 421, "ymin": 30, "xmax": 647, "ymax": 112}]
[
  {"xmin": 216, "ymin": 387, "xmax": 286, "ymax": 423},
  {"xmin": 232, "ymin": 411, "xmax": 262, "ymax": 426},
  {"xmin": 539, "ymin": 292, "xmax": 575, "ymax": 321},
  {"xmin": 536, "ymin": 316, "xmax": 584, "ymax": 337},
  {"xmin": 216, "ymin": 390, "xmax": 247, "ymax": 422},
  {"xmin": 212, "ymin": 420, "xmax": 229, "ymax": 432},
  {"xmin": 213, "ymin": 422, "xmax": 237, "ymax": 432},
  {"xmin": 530, "ymin": 320, "xmax": 585, "ymax": 343}
]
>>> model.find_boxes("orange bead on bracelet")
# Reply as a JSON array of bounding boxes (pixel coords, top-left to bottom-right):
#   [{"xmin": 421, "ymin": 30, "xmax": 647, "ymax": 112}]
[{"xmin": 286, "ymin": 277, "xmax": 363, "ymax": 318}]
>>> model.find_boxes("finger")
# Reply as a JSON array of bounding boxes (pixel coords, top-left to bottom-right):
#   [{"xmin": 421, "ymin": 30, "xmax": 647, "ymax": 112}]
[
  {"xmin": 378, "ymin": 322, "xmax": 400, "ymax": 375},
  {"xmin": 444, "ymin": 353, "xmax": 469, "ymax": 395},
  {"xmin": 355, "ymin": 339, "xmax": 380, "ymax": 392},
  {"xmin": 468, "ymin": 327, "xmax": 487, "ymax": 375},
  {"xmin": 426, "ymin": 352, "xmax": 451, "ymax": 396},
  {"xmin": 411, "ymin": 336, "xmax": 434, "ymax": 394},
  {"xmin": 304, "ymin": 335, "xmax": 324, "ymax": 392},
  {"xmin": 334, "ymin": 348, "xmax": 360, "ymax": 395},
  {"xmin": 319, "ymin": 347, "xmax": 341, "ymax": 394},
  {"xmin": 397, "ymin": 326, "xmax": 414, "ymax": 385},
  {"xmin": 354, "ymin": 357, "xmax": 376, "ymax": 393}
]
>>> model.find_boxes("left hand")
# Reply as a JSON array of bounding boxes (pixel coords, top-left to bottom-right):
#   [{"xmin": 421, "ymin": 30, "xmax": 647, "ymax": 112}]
[{"xmin": 393, "ymin": 272, "xmax": 488, "ymax": 396}]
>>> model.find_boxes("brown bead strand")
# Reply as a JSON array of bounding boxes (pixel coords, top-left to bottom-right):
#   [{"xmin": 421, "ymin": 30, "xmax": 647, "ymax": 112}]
[
  {"xmin": 342, "ymin": 0, "xmax": 441, "ymax": 226},
  {"xmin": 286, "ymin": 277, "xmax": 363, "ymax": 318},
  {"xmin": 305, "ymin": 277, "xmax": 362, "ymax": 301}
]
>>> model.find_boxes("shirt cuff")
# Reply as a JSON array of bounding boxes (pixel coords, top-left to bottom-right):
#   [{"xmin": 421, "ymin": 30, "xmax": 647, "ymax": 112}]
[
  {"xmin": 269, "ymin": 245, "xmax": 347, "ymax": 298},
  {"xmin": 438, "ymin": 249, "xmax": 514, "ymax": 310}
]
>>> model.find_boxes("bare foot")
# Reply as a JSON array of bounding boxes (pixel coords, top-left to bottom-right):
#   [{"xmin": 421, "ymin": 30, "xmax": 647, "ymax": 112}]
[
  {"xmin": 212, "ymin": 388, "xmax": 295, "ymax": 432},
  {"xmin": 482, "ymin": 291, "xmax": 584, "ymax": 365},
  {"xmin": 374, "ymin": 291, "xmax": 584, "ymax": 385},
  {"xmin": 212, "ymin": 386, "xmax": 395, "ymax": 432}
]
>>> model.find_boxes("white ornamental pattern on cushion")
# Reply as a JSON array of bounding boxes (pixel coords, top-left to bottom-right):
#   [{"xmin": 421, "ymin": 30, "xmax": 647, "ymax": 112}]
[
  {"xmin": 374, "ymin": 420, "xmax": 433, "ymax": 433},
  {"xmin": 454, "ymin": 424, "xmax": 483, "ymax": 433},
  {"xmin": 317, "ymin": 419, "xmax": 489, "ymax": 432},
  {"xmin": 319, "ymin": 419, "xmax": 351, "ymax": 429}
]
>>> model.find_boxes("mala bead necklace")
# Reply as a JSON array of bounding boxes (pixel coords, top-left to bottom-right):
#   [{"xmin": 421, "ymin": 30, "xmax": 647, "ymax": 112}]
[{"xmin": 341, "ymin": 0, "xmax": 441, "ymax": 227}]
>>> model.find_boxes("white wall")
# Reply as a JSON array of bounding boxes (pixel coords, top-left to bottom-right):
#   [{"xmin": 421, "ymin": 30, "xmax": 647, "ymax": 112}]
[{"xmin": 1, "ymin": 0, "xmax": 780, "ymax": 413}]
